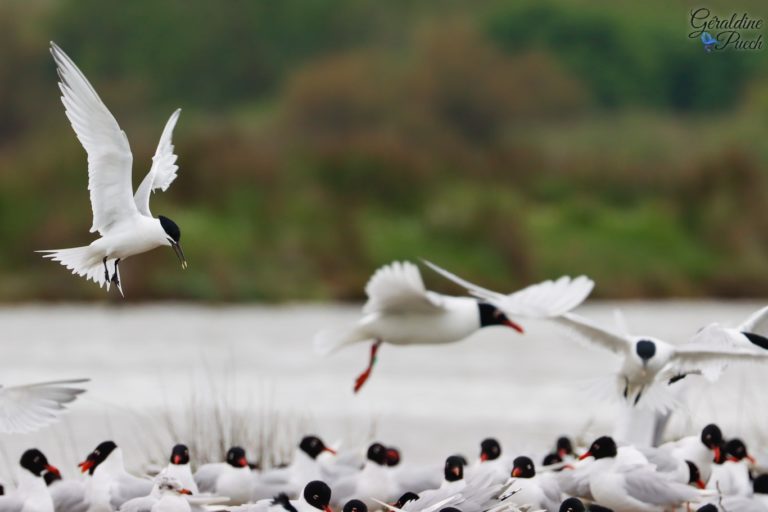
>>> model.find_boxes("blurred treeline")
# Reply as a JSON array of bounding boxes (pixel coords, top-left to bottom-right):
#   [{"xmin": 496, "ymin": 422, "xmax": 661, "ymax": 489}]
[{"xmin": 2, "ymin": 0, "xmax": 768, "ymax": 301}]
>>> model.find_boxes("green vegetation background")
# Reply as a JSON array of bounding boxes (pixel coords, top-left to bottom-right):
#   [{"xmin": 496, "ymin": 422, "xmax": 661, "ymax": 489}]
[{"xmin": 2, "ymin": 0, "xmax": 768, "ymax": 301}]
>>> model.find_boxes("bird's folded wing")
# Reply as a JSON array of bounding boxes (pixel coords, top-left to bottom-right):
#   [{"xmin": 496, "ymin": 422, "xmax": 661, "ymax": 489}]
[
  {"xmin": 50, "ymin": 42, "xmax": 137, "ymax": 235},
  {"xmin": 621, "ymin": 468, "xmax": 701, "ymax": 506},
  {"xmin": 193, "ymin": 463, "xmax": 228, "ymax": 494},
  {"xmin": 118, "ymin": 495, "xmax": 156, "ymax": 512},
  {"xmin": 669, "ymin": 342, "xmax": 768, "ymax": 382},
  {"xmin": 423, "ymin": 261, "xmax": 593, "ymax": 318},
  {"xmin": 739, "ymin": 304, "xmax": 768, "ymax": 335},
  {"xmin": 551, "ymin": 313, "xmax": 631, "ymax": 355},
  {"xmin": 363, "ymin": 261, "xmax": 444, "ymax": 315},
  {"xmin": 0, "ymin": 378, "xmax": 89, "ymax": 434},
  {"xmin": 0, "ymin": 496, "xmax": 24, "ymax": 512},
  {"xmin": 50, "ymin": 480, "xmax": 88, "ymax": 512},
  {"xmin": 134, "ymin": 109, "xmax": 182, "ymax": 217}
]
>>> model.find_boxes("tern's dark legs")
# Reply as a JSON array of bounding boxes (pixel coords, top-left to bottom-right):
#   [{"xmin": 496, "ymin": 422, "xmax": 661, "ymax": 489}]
[
  {"xmin": 103, "ymin": 257, "xmax": 109, "ymax": 282},
  {"xmin": 111, "ymin": 259, "xmax": 121, "ymax": 286},
  {"xmin": 353, "ymin": 339, "xmax": 382, "ymax": 394}
]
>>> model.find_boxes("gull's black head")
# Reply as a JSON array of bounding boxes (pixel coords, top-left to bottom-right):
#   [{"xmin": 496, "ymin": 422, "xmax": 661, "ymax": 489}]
[
  {"xmin": 584, "ymin": 436, "xmax": 617, "ymax": 460},
  {"xmin": 686, "ymin": 461, "xmax": 705, "ymax": 489},
  {"xmin": 226, "ymin": 446, "xmax": 248, "ymax": 468},
  {"xmin": 725, "ymin": 438, "xmax": 752, "ymax": 462},
  {"xmin": 444, "ymin": 455, "xmax": 465, "ymax": 482},
  {"xmin": 542, "ymin": 452, "xmax": 563, "ymax": 467},
  {"xmin": 300, "ymin": 436, "xmax": 333, "ymax": 459},
  {"xmin": 697, "ymin": 505, "xmax": 718, "ymax": 512},
  {"xmin": 556, "ymin": 436, "xmax": 573, "ymax": 456},
  {"xmin": 170, "ymin": 444, "xmax": 190, "ymax": 465},
  {"xmin": 159, "ymin": 215, "xmax": 187, "ymax": 269},
  {"xmin": 449, "ymin": 454, "xmax": 468, "ymax": 466},
  {"xmin": 366, "ymin": 443, "xmax": 387, "ymax": 465},
  {"xmin": 701, "ymin": 424, "xmax": 723, "ymax": 450},
  {"xmin": 512, "ymin": 456, "xmax": 535, "ymax": 478},
  {"xmin": 635, "ymin": 340, "xmax": 656, "ymax": 362},
  {"xmin": 754, "ymin": 474, "xmax": 768, "ymax": 494},
  {"xmin": 303, "ymin": 481, "xmax": 331, "ymax": 512},
  {"xmin": 480, "ymin": 438, "xmax": 501, "ymax": 461},
  {"xmin": 478, "ymin": 303, "xmax": 523, "ymax": 333},
  {"xmin": 44, "ymin": 470, "xmax": 62, "ymax": 486},
  {"xmin": 395, "ymin": 492, "xmax": 419, "ymax": 508},
  {"xmin": 559, "ymin": 498, "xmax": 586, "ymax": 512},
  {"xmin": 385, "ymin": 447, "xmax": 401, "ymax": 467},
  {"xmin": 343, "ymin": 500, "xmax": 367, "ymax": 512},
  {"xmin": 79, "ymin": 441, "xmax": 116, "ymax": 475},
  {"xmin": 21, "ymin": 449, "xmax": 58, "ymax": 478}
]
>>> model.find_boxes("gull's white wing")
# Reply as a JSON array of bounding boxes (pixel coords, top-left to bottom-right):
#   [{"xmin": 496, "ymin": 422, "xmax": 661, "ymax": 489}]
[
  {"xmin": 424, "ymin": 261, "xmax": 593, "ymax": 318},
  {"xmin": 134, "ymin": 109, "xmax": 182, "ymax": 217},
  {"xmin": 0, "ymin": 495, "xmax": 24, "ymax": 512},
  {"xmin": 739, "ymin": 304, "xmax": 768, "ymax": 334},
  {"xmin": 363, "ymin": 261, "xmax": 444, "ymax": 315},
  {"xmin": 620, "ymin": 467, "xmax": 703, "ymax": 506},
  {"xmin": 0, "ymin": 378, "xmax": 89, "ymax": 434},
  {"xmin": 118, "ymin": 495, "xmax": 157, "ymax": 512},
  {"xmin": 668, "ymin": 337, "xmax": 768, "ymax": 382},
  {"xmin": 50, "ymin": 42, "xmax": 138, "ymax": 235},
  {"xmin": 552, "ymin": 313, "xmax": 631, "ymax": 355},
  {"xmin": 49, "ymin": 480, "xmax": 88, "ymax": 512},
  {"xmin": 194, "ymin": 463, "xmax": 229, "ymax": 494}
]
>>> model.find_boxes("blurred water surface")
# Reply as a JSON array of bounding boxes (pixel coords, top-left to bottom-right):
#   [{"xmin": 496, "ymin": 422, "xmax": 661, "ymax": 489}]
[{"xmin": 1, "ymin": 301, "xmax": 767, "ymax": 482}]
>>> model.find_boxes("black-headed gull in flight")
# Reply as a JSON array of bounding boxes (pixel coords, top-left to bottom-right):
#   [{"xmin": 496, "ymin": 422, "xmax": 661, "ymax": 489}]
[
  {"xmin": 314, "ymin": 260, "xmax": 594, "ymax": 392},
  {"xmin": 0, "ymin": 378, "xmax": 88, "ymax": 434},
  {"xmin": 547, "ymin": 309, "xmax": 768, "ymax": 410},
  {"xmin": 38, "ymin": 43, "xmax": 187, "ymax": 296},
  {"xmin": 0, "ymin": 449, "xmax": 60, "ymax": 512}
]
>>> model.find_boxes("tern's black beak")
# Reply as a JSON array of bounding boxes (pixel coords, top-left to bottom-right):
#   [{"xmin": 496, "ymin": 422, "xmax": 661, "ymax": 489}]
[{"xmin": 172, "ymin": 242, "xmax": 187, "ymax": 269}]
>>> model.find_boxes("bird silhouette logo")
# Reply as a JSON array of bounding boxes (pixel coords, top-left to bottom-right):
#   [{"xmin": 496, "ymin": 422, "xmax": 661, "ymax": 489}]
[{"xmin": 701, "ymin": 32, "xmax": 718, "ymax": 52}]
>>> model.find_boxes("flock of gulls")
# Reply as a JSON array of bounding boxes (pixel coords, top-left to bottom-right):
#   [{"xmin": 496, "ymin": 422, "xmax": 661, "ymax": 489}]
[{"xmin": 2, "ymin": 42, "xmax": 768, "ymax": 512}]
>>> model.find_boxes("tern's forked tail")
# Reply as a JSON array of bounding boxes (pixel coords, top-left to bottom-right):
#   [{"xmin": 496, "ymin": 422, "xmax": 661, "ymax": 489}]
[
  {"xmin": 313, "ymin": 325, "xmax": 367, "ymax": 355},
  {"xmin": 37, "ymin": 245, "xmax": 109, "ymax": 290}
]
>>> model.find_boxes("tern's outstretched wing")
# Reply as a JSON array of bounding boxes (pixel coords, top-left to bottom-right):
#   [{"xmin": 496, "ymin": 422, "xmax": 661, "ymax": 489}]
[
  {"xmin": 739, "ymin": 304, "xmax": 768, "ymax": 334},
  {"xmin": 423, "ymin": 261, "xmax": 593, "ymax": 318},
  {"xmin": 668, "ymin": 338, "xmax": 768, "ymax": 382},
  {"xmin": 134, "ymin": 109, "xmax": 182, "ymax": 217},
  {"xmin": 0, "ymin": 378, "xmax": 89, "ymax": 433},
  {"xmin": 552, "ymin": 313, "xmax": 631, "ymax": 355},
  {"xmin": 363, "ymin": 261, "xmax": 444, "ymax": 315},
  {"xmin": 50, "ymin": 42, "xmax": 137, "ymax": 235}
]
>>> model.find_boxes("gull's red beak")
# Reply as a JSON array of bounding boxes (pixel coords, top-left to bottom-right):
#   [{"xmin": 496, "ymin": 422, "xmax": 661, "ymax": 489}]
[
  {"xmin": 504, "ymin": 319, "xmax": 524, "ymax": 334},
  {"xmin": 179, "ymin": 489, "xmax": 192, "ymax": 495},
  {"xmin": 512, "ymin": 468, "xmax": 522, "ymax": 477},
  {"xmin": 78, "ymin": 460, "xmax": 94, "ymax": 473},
  {"xmin": 480, "ymin": 453, "xmax": 488, "ymax": 462},
  {"xmin": 46, "ymin": 464, "xmax": 61, "ymax": 477},
  {"xmin": 558, "ymin": 449, "xmax": 567, "ymax": 458},
  {"xmin": 713, "ymin": 446, "xmax": 721, "ymax": 461},
  {"xmin": 173, "ymin": 455, "xmax": 181, "ymax": 464},
  {"xmin": 324, "ymin": 447, "xmax": 337, "ymax": 455},
  {"xmin": 696, "ymin": 480, "xmax": 706, "ymax": 489},
  {"xmin": 324, "ymin": 506, "xmax": 333, "ymax": 512},
  {"xmin": 238, "ymin": 457, "xmax": 248, "ymax": 468},
  {"xmin": 578, "ymin": 451, "xmax": 592, "ymax": 461}
]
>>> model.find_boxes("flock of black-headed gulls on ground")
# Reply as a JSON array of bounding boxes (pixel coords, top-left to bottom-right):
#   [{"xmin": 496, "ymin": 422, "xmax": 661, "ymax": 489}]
[
  {"xmin": 2, "ymin": 430, "xmax": 768, "ymax": 512},
  {"xmin": 2, "ymin": 42, "xmax": 768, "ymax": 512}
]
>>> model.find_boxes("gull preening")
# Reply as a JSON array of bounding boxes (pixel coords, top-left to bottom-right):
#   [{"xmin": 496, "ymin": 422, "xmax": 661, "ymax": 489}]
[
  {"xmin": 38, "ymin": 43, "xmax": 187, "ymax": 296},
  {"xmin": 0, "ymin": 379, "xmax": 88, "ymax": 434},
  {"xmin": 314, "ymin": 260, "xmax": 594, "ymax": 392}
]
